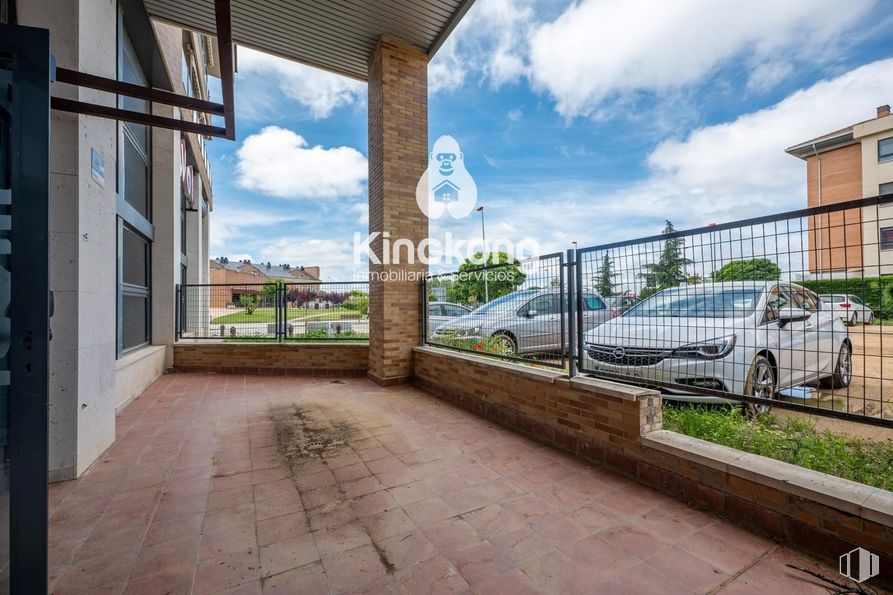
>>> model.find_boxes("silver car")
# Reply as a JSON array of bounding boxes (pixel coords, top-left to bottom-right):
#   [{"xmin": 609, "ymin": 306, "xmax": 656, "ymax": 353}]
[
  {"xmin": 432, "ymin": 289, "xmax": 611, "ymax": 355},
  {"xmin": 819, "ymin": 294, "xmax": 874, "ymax": 325},
  {"xmin": 427, "ymin": 302, "xmax": 471, "ymax": 336}
]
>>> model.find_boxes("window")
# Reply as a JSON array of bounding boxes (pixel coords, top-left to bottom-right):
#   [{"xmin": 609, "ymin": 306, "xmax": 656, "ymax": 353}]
[
  {"xmin": 442, "ymin": 304, "xmax": 469, "ymax": 317},
  {"xmin": 522, "ymin": 295, "xmax": 558, "ymax": 315},
  {"xmin": 582, "ymin": 295, "xmax": 606, "ymax": 310},
  {"xmin": 881, "ymin": 227, "xmax": 893, "ymax": 251},
  {"xmin": 880, "ymin": 137, "xmax": 893, "ymax": 163},
  {"xmin": 180, "ymin": 188, "xmax": 187, "ymax": 257},
  {"xmin": 428, "ymin": 304, "xmax": 442, "ymax": 317},
  {"xmin": 791, "ymin": 287, "xmax": 820, "ymax": 312},
  {"xmin": 880, "ymin": 181, "xmax": 893, "ymax": 195},
  {"xmin": 117, "ymin": 21, "xmax": 153, "ymax": 355}
]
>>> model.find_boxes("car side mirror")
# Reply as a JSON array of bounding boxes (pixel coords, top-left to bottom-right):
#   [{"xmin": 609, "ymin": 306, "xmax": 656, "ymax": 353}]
[
  {"xmin": 527, "ymin": 309, "xmax": 538, "ymax": 318},
  {"xmin": 777, "ymin": 307, "xmax": 811, "ymax": 328}
]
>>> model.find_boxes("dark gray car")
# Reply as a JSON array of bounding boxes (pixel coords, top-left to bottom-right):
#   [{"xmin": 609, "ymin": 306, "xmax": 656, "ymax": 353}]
[{"xmin": 432, "ymin": 289, "xmax": 611, "ymax": 355}]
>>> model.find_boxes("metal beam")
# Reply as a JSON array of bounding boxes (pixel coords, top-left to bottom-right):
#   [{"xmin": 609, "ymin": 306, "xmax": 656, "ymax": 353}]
[
  {"xmin": 55, "ymin": 67, "xmax": 225, "ymax": 116},
  {"xmin": 51, "ymin": 97, "xmax": 228, "ymax": 138},
  {"xmin": 214, "ymin": 0, "xmax": 236, "ymax": 140}
]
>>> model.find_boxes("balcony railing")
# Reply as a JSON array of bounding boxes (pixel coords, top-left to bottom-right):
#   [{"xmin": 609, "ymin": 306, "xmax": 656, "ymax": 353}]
[
  {"xmin": 176, "ymin": 281, "xmax": 369, "ymax": 342},
  {"xmin": 423, "ymin": 194, "xmax": 893, "ymax": 427}
]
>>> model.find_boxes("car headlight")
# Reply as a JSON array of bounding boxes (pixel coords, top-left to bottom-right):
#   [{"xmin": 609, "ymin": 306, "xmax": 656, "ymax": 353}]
[
  {"xmin": 465, "ymin": 325, "xmax": 483, "ymax": 336},
  {"xmin": 671, "ymin": 334, "xmax": 736, "ymax": 360}
]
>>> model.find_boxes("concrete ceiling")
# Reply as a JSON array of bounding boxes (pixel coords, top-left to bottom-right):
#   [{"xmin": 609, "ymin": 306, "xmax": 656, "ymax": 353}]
[{"xmin": 143, "ymin": 0, "xmax": 475, "ymax": 81}]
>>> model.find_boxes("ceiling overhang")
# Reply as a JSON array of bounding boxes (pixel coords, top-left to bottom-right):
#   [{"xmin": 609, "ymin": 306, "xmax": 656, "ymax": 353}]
[{"xmin": 143, "ymin": 0, "xmax": 476, "ymax": 81}]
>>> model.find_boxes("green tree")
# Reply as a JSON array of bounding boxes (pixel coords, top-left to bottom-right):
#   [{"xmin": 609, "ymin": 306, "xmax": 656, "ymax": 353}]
[
  {"xmin": 261, "ymin": 280, "xmax": 282, "ymax": 306},
  {"xmin": 447, "ymin": 252, "xmax": 526, "ymax": 305},
  {"xmin": 711, "ymin": 258, "xmax": 781, "ymax": 282},
  {"xmin": 595, "ymin": 254, "xmax": 616, "ymax": 297},
  {"xmin": 343, "ymin": 289, "xmax": 369, "ymax": 316},
  {"xmin": 639, "ymin": 220, "xmax": 692, "ymax": 294},
  {"xmin": 239, "ymin": 294, "xmax": 258, "ymax": 315}
]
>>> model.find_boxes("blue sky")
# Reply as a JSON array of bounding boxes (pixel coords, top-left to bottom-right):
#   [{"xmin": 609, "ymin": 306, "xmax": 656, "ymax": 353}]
[{"xmin": 206, "ymin": 0, "xmax": 893, "ymax": 280}]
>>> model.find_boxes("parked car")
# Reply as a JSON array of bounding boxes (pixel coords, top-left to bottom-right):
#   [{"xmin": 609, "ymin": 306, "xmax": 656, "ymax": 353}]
[
  {"xmin": 582, "ymin": 282, "xmax": 851, "ymax": 409},
  {"xmin": 432, "ymin": 289, "xmax": 611, "ymax": 355},
  {"xmin": 427, "ymin": 302, "xmax": 471, "ymax": 336},
  {"xmin": 605, "ymin": 295, "xmax": 638, "ymax": 318},
  {"xmin": 819, "ymin": 294, "xmax": 874, "ymax": 326}
]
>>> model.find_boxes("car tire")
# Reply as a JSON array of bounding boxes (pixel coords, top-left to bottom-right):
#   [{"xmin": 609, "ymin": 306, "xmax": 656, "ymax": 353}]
[
  {"xmin": 851, "ymin": 312, "xmax": 858, "ymax": 326},
  {"xmin": 821, "ymin": 342, "xmax": 852, "ymax": 390},
  {"xmin": 490, "ymin": 332, "xmax": 517, "ymax": 356},
  {"xmin": 743, "ymin": 354, "xmax": 776, "ymax": 417},
  {"xmin": 867, "ymin": 313, "xmax": 875, "ymax": 325}
]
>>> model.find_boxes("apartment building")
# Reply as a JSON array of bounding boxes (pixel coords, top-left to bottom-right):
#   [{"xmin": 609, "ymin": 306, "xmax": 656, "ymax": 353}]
[
  {"xmin": 208, "ymin": 258, "xmax": 321, "ymax": 308},
  {"xmin": 18, "ymin": 0, "xmax": 215, "ymax": 481},
  {"xmin": 786, "ymin": 105, "xmax": 893, "ymax": 276}
]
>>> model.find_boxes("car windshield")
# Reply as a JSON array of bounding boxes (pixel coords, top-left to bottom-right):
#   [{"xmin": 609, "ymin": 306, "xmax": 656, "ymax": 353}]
[
  {"xmin": 625, "ymin": 287, "xmax": 763, "ymax": 318},
  {"xmin": 472, "ymin": 290, "xmax": 540, "ymax": 315}
]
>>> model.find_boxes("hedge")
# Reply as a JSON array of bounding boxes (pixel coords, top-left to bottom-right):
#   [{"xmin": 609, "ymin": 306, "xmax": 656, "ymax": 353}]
[{"xmin": 798, "ymin": 276, "xmax": 893, "ymax": 320}]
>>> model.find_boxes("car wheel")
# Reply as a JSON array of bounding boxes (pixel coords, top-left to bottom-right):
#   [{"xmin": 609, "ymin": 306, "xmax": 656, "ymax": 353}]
[
  {"xmin": 867, "ymin": 313, "xmax": 875, "ymax": 325},
  {"xmin": 743, "ymin": 355, "xmax": 776, "ymax": 417},
  {"xmin": 821, "ymin": 342, "xmax": 852, "ymax": 389},
  {"xmin": 489, "ymin": 333, "xmax": 517, "ymax": 356},
  {"xmin": 851, "ymin": 312, "xmax": 858, "ymax": 326}
]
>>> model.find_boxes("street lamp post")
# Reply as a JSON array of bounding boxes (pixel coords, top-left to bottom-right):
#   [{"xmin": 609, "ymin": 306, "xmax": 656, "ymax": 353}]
[{"xmin": 476, "ymin": 205, "xmax": 489, "ymax": 303}]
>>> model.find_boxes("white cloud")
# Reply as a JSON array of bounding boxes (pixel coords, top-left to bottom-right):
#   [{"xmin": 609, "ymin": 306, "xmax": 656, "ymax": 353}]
[
  {"xmin": 349, "ymin": 202, "xmax": 368, "ymax": 226},
  {"xmin": 643, "ymin": 58, "xmax": 893, "ymax": 220},
  {"xmin": 236, "ymin": 126, "xmax": 367, "ymax": 199},
  {"xmin": 746, "ymin": 61, "xmax": 794, "ymax": 94},
  {"xmin": 237, "ymin": 47, "xmax": 365, "ymax": 119},
  {"xmin": 524, "ymin": 0, "xmax": 875, "ymax": 118},
  {"xmin": 257, "ymin": 238, "xmax": 359, "ymax": 279},
  {"xmin": 430, "ymin": 58, "xmax": 893, "ymax": 264},
  {"xmin": 507, "ymin": 108, "xmax": 523, "ymax": 121}
]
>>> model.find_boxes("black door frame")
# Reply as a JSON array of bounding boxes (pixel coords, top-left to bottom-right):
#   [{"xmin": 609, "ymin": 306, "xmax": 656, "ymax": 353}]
[{"xmin": 1, "ymin": 23, "xmax": 51, "ymax": 595}]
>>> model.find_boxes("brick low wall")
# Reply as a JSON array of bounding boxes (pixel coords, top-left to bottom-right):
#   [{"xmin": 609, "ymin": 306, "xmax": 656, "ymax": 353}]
[
  {"xmin": 412, "ymin": 346, "xmax": 893, "ymax": 587},
  {"xmin": 173, "ymin": 343, "xmax": 368, "ymax": 376}
]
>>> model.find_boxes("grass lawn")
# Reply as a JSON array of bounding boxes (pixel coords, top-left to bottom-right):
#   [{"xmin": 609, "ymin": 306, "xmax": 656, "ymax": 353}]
[
  {"xmin": 663, "ymin": 405, "xmax": 893, "ymax": 490},
  {"xmin": 211, "ymin": 307, "xmax": 357, "ymax": 324}
]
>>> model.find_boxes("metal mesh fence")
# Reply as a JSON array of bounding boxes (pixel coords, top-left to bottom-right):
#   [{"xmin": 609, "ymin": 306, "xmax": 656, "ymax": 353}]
[
  {"xmin": 423, "ymin": 253, "xmax": 570, "ymax": 368},
  {"xmin": 575, "ymin": 195, "xmax": 893, "ymax": 426},
  {"xmin": 176, "ymin": 281, "xmax": 369, "ymax": 342}
]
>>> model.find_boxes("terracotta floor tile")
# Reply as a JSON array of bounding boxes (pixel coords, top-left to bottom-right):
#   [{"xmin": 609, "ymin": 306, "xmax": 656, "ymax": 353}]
[
  {"xmin": 321, "ymin": 544, "xmax": 389, "ymax": 593},
  {"xmin": 395, "ymin": 555, "xmax": 468, "ymax": 595},
  {"xmin": 260, "ymin": 561, "xmax": 328, "ymax": 595},
  {"xmin": 376, "ymin": 530, "xmax": 439, "ymax": 572},
  {"xmin": 259, "ymin": 533, "xmax": 320, "ymax": 578},
  {"xmin": 49, "ymin": 374, "xmax": 842, "ymax": 595},
  {"xmin": 643, "ymin": 546, "xmax": 731, "ymax": 593},
  {"xmin": 256, "ymin": 512, "xmax": 310, "ymax": 547},
  {"xmin": 193, "ymin": 547, "xmax": 261, "ymax": 595},
  {"xmin": 350, "ymin": 490, "xmax": 400, "ymax": 518},
  {"xmin": 402, "ymin": 496, "xmax": 456, "ymax": 526},
  {"xmin": 312, "ymin": 521, "xmax": 373, "ymax": 560}
]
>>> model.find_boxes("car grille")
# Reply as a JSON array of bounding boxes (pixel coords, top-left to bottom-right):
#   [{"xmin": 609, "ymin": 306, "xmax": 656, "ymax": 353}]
[{"xmin": 587, "ymin": 343, "xmax": 669, "ymax": 366}]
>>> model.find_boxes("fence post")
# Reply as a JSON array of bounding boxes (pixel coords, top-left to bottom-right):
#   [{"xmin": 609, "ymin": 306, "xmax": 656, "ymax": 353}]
[
  {"xmin": 175, "ymin": 284, "xmax": 181, "ymax": 341},
  {"xmin": 277, "ymin": 283, "xmax": 285, "ymax": 343},
  {"xmin": 566, "ymin": 250, "xmax": 576, "ymax": 378},
  {"xmin": 420, "ymin": 278, "xmax": 428, "ymax": 346}
]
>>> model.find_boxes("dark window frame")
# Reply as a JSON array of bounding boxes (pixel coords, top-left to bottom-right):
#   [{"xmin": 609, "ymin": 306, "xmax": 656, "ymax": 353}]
[
  {"xmin": 879, "ymin": 137, "xmax": 893, "ymax": 163},
  {"xmin": 881, "ymin": 226, "xmax": 893, "ymax": 251},
  {"xmin": 116, "ymin": 7, "xmax": 154, "ymax": 356}
]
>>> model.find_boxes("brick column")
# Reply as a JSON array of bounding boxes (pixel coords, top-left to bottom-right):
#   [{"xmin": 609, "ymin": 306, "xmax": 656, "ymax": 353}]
[{"xmin": 367, "ymin": 37, "xmax": 428, "ymax": 386}]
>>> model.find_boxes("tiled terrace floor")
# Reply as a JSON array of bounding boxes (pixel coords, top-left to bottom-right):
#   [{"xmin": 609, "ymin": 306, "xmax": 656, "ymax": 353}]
[{"xmin": 49, "ymin": 373, "xmax": 845, "ymax": 594}]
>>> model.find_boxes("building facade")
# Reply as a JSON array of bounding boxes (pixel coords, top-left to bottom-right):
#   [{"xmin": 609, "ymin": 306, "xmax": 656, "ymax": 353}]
[
  {"xmin": 19, "ymin": 0, "xmax": 215, "ymax": 481},
  {"xmin": 208, "ymin": 258, "xmax": 320, "ymax": 308},
  {"xmin": 786, "ymin": 105, "xmax": 893, "ymax": 277}
]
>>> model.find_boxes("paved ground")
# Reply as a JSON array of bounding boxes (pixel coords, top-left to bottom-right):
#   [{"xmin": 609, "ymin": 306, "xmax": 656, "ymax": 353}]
[{"xmin": 49, "ymin": 374, "xmax": 851, "ymax": 594}]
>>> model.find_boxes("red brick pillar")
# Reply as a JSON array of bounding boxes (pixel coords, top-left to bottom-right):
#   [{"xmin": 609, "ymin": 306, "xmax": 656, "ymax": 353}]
[{"xmin": 367, "ymin": 37, "xmax": 428, "ymax": 386}]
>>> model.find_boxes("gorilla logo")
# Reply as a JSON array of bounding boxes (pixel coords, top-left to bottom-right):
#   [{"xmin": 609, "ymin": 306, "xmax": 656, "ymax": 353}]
[{"xmin": 415, "ymin": 135, "xmax": 477, "ymax": 219}]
